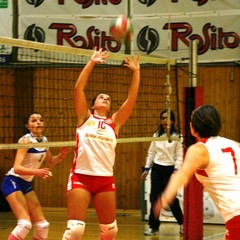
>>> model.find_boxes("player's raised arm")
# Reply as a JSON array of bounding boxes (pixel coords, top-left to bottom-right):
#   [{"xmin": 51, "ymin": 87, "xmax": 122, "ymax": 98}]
[
  {"xmin": 74, "ymin": 48, "xmax": 109, "ymax": 126},
  {"xmin": 112, "ymin": 55, "xmax": 140, "ymax": 133}
]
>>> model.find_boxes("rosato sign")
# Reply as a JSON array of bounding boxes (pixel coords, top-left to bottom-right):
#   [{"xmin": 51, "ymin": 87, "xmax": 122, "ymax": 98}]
[
  {"xmin": 23, "ymin": 20, "xmax": 239, "ymax": 56},
  {"xmin": 163, "ymin": 22, "xmax": 239, "ymax": 55},
  {"xmin": 27, "ymin": 0, "xmax": 122, "ymax": 9},
  {"xmin": 49, "ymin": 23, "xmax": 121, "ymax": 52}
]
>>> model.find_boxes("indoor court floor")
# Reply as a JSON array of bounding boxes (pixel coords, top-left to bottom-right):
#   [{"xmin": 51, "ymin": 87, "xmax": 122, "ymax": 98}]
[{"xmin": 0, "ymin": 208, "xmax": 226, "ymax": 239}]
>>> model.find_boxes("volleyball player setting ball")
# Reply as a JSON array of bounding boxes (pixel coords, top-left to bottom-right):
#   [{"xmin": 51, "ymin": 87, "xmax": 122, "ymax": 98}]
[{"xmin": 61, "ymin": 47, "xmax": 140, "ymax": 240}]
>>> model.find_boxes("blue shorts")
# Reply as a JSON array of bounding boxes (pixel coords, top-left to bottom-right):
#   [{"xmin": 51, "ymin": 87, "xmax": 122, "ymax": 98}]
[{"xmin": 1, "ymin": 175, "xmax": 33, "ymax": 197}]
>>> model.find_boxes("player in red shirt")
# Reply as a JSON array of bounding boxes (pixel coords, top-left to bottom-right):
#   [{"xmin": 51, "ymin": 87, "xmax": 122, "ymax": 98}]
[
  {"xmin": 62, "ymin": 48, "xmax": 140, "ymax": 240},
  {"xmin": 154, "ymin": 105, "xmax": 240, "ymax": 240}
]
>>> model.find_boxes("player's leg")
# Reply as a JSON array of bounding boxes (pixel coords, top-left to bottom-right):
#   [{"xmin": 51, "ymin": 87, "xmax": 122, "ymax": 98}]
[
  {"xmin": 146, "ymin": 165, "xmax": 163, "ymax": 234},
  {"xmin": 25, "ymin": 191, "xmax": 49, "ymax": 240},
  {"xmin": 5, "ymin": 191, "xmax": 32, "ymax": 240},
  {"xmin": 169, "ymin": 197, "xmax": 184, "ymax": 235},
  {"xmin": 2, "ymin": 176, "xmax": 33, "ymax": 240},
  {"xmin": 163, "ymin": 166, "xmax": 183, "ymax": 234},
  {"xmin": 169, "ymin": 196, "xmax": 183, "ymax": 225},
  {"xmin": 62, "ymin": 188, "xmax": 90, "ymax": 240},
  {"xmin": 93, "ymin": 191, "xmax": 118, "ymax": 240}
]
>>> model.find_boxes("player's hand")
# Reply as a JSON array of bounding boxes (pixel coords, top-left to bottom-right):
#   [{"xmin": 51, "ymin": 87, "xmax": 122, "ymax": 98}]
[
  {"xmin": 90, "ymin": 47, "xmax": 109, "ymax": 64},
  {"xmin": 123, "ymin": 55, "xmax": 140, "ymax": 72},
  {"xmin": 35, "ymin": 168, "xmax": 52, "ymax": 179},
  {"xmin": 59, "ymin": 146, "xmax": 69, "ymax": 159},
  {"xmin": 141, "ymin": 171, "xmax": 149, "ymax": 180}
]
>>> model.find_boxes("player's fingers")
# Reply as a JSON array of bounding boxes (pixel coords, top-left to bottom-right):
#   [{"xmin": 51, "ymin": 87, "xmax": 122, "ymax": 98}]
[
  {"xmin": 101, "ymin": 51, "xmax": 109, "ymax": 58},
  {"xmin": 43, "ymin": 171, "xmax": 52, "ymax": 179},
  {"xmin": 123, "ymin": 56, "xmax": 130, "ymax": 63}
]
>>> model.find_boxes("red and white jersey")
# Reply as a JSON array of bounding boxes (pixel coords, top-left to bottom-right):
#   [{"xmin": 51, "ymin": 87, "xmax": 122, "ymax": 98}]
[
  {"xmin": 72, "ymin": 114, "xmax": 117, "ymax": 176},
  {"xmin": 6, "ymin": 133, "xmax": 48, "ymax": 182},
  {"xmin": 195, "ymin": 136, "xmax": 240, "ymax": 223}
]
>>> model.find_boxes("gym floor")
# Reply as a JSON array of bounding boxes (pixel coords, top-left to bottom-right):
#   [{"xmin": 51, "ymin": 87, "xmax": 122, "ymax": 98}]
[{"xmin": 0, "ymin": 208, "xmax": 226, "ymax": 240}]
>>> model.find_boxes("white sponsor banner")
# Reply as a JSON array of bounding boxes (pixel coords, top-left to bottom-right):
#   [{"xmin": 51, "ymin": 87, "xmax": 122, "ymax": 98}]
[
  {"xmin": 132, "ymin": 0, "xmax": 240, "ymax": 15},
  {"xmin": 131, "ymin": 13, "xmax": 240, "ymax": 63},
  {"xmin": 18, "ymin": 16, "xmax": 127, "ymax": 62},
  {"xmin": 18, "ymin": 14, "xmax": 239, "ymax": 63},
  {"xmin": 18, "ymin": 16, "xmax": 124, "ymax": 52},
  {"xmin": 0, "ymin": 0, "xmax": 12, "ymax": 37},
  {"xmin": 19, "ymin": 0, "xmax": 127, "ymax": 16},
  {"xmin": 0, "ymin": 0, "xmax": 13, "ymax": 61}
]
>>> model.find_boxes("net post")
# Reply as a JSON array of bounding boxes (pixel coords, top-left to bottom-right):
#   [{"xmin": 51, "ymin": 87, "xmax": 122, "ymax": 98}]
[
  {"xmin": 183, "ymin": 39, "xmax": 204, "ymax": 240},
  {"xmin": 189, "ymin": 39, "xmax": 198, "ymax": 87}
]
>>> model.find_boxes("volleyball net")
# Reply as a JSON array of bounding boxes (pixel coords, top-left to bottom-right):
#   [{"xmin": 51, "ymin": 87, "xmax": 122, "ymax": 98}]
[{"xmin": 0, "ymin": 36, "xmax": 180, "ymax": 150}]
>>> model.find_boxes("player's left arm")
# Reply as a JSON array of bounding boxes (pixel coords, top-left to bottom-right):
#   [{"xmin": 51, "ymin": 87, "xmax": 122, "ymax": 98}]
[
  {"xmin": 154, "ymin": 142, "xmax": 209, "ymax": 218},
  {"xmin": 167, "ymin": 143, "xmax": 208, "ymax": 199},
  {"xmin": 112, "ymin": 55, "xmax": 140, "ymax": 133}
]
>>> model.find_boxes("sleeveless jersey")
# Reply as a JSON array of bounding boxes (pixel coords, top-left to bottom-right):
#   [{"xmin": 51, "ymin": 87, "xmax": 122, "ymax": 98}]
[
  {"xmin": 72, "ymin": 114, "xmax": 117, "ymax": 176},
  {"xmin": 6, "ymin": 133, "xmax": 48, "ymax": 182},
  {"xmin": 195, "ymin": 136, "xmax": 240, "ymax": 223}
]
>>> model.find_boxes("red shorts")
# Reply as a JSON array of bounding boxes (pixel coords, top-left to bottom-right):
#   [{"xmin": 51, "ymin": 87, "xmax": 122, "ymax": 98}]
[
  {"xmin": 67, "ymin": 172, "xmax": 116, "ymax": 195},
  {"xmin": 225, "ymin": 215, "xmax": 240, "ymax": 240}
]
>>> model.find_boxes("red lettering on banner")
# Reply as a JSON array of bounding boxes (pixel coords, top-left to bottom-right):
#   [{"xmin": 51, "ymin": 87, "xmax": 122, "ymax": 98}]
[
  {"xmin": 49, "ymin": 23, "xmax": 121, "ymax": 51},
  {"xmin": 163, "ymin": 22, "xmax": 240, "ymax": 55},
  {"xmin": 197, "ymin": 0, "xmax": 208, "ymax": 6},
  {"xmin": 58, "ymin": 0, "xmax": 121, "ymax": 9},
  {"xmin": 192, "ymin": 0, "xmax": 208, "ymax": 6}
]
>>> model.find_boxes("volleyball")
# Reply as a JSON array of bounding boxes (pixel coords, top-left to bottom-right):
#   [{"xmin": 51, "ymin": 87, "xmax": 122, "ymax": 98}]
[{"xmin": 109, "ymin": 15, "xmax": 133, "ymax": 42}]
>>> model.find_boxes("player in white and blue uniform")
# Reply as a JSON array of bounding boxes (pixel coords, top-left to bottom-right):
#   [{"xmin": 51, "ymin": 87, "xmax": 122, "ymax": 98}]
[{"xmin": 2, "ymin": 113, "xmax": 68, "ymax": 240}]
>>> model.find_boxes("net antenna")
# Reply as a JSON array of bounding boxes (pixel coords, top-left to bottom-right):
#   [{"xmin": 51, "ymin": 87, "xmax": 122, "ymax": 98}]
[
  {"xmin": 165, "ymin": 62, "xmax": 172, "ymax": 142},
  {"xmin": 165, "ymin": 2, "xmax": 173, "ymax": 142}
]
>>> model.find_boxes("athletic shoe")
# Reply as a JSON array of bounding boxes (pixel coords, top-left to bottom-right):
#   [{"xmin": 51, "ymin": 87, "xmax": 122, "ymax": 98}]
[
  {"xmin": 179, "ymin": 225, "xmax": 183, "ymax": 235},
  {"xmin": 144, "ymin": 228, "xmax": 158, "ymax": 236}
]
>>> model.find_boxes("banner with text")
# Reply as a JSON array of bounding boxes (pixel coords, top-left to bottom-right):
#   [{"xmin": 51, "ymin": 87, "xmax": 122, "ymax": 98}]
[
  {"xmin": 0, "ymin": 0, "xmax": 12, "ymax": 63},
  {"xmin": 1, "ymin": 0, "xmax": 239, "ymax": 63}
]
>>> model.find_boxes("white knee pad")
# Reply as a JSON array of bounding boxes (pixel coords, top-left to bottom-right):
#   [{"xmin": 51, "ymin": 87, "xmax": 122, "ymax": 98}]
[
  {"xmin": 33, "ymin": 220, "xmax": 49, "ymax": 240},
  {"xmin": 62, "ymin": 220, "xmax": 85, "ymax": 240},
  {"xmin": 11, "ymin": 219, "xmax": 32, "ymax": 239},
  {"xmin": 99, "ymin": 220, "xmax": 118, "ymax": 240}
]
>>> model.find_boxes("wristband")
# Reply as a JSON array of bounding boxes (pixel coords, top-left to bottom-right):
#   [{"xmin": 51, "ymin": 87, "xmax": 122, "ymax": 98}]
[{"xmin": 144, "ymin": 168, "xmax": 150, "ymax": 172}]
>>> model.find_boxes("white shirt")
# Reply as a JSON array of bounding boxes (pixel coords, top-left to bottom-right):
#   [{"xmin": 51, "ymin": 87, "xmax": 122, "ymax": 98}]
[
  {"xmin": 196, "ymin": 136, "xmax": 240, "ymax": 223},
  {"xmin": 72, "ymin": 114, "xmax": 117, "ymax": 176},
  {"xmin": 6, "ymin": 133, "xmax": 48, "ymax": 182},
  {"xmin": 145, "ymin": 132, "xmax": 183, "ymax": 170}
]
